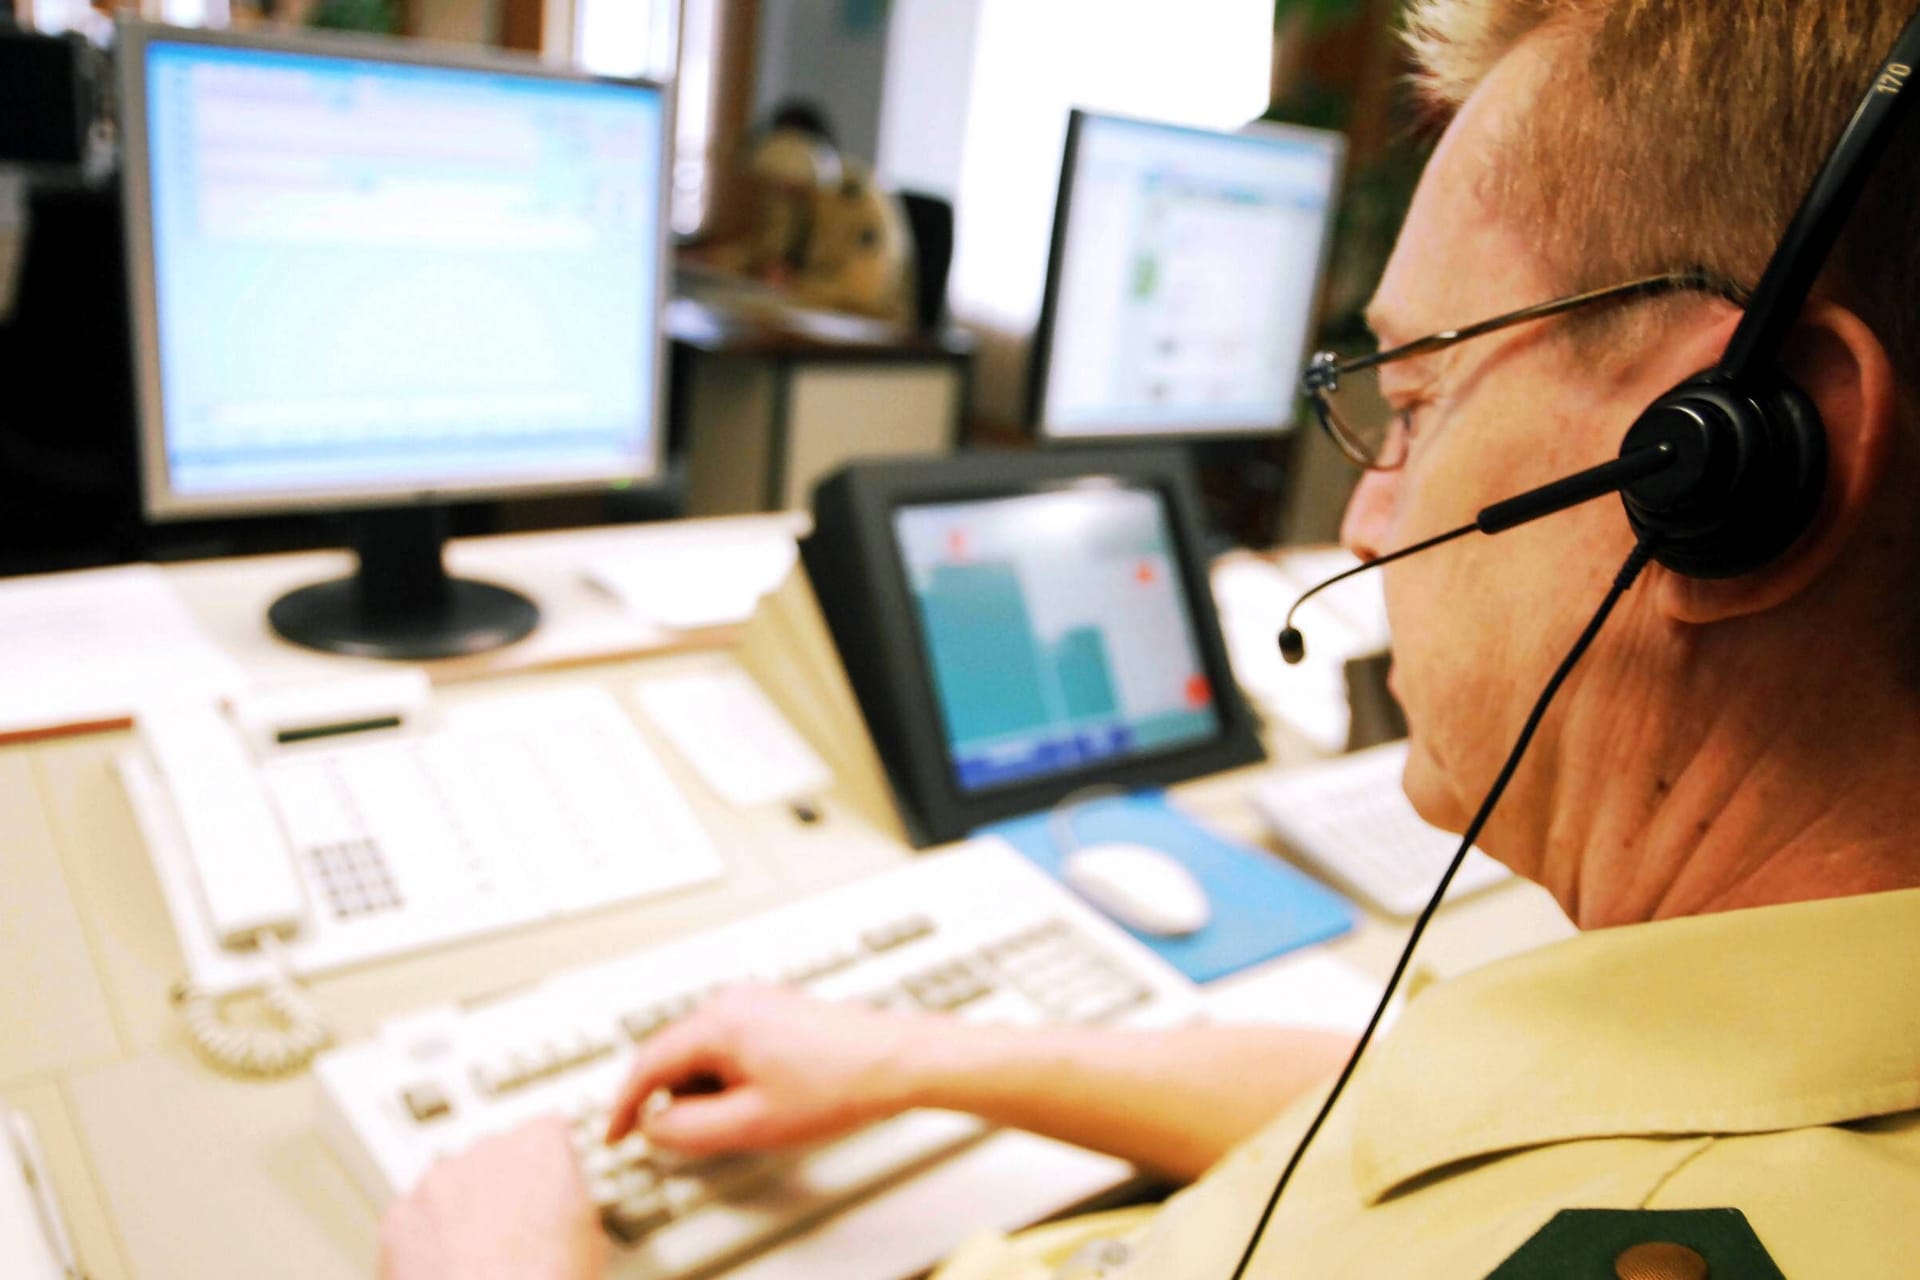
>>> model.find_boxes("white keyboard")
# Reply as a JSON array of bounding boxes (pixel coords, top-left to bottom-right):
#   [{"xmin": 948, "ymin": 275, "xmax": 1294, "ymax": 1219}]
[
  {"xmin": 317, "ymin": 841, "xmax": 1203, "ymax": 1279},
  {"xmin": 1252, "ymin": 741, "xmax": 1512, "ymax": 918}
]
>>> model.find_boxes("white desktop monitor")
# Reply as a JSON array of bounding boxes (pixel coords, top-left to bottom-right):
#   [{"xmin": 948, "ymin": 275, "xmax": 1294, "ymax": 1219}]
[
  {"xmin": 117, "ymin": 23, "xmax": 675, "ymax": 657},
  {"xmin": 1029, "ymin": 110, "xmax": 1344, "ymax": 444}
]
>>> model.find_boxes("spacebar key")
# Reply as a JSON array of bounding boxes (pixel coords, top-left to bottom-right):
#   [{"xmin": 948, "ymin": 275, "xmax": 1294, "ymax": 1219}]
[{"xmin": 627, "ymin": 1111, "xmax": 987, "ymax": 1276}]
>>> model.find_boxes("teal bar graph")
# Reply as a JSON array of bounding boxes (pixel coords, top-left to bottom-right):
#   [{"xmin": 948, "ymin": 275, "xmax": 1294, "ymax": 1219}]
[
  {"xmin": 1051, "ymin": 626, "xmax": 1118, "ymax": 721},
  {"xmin": 919, "ymin": 562, "xmax": 1051, "ymax": 745}
]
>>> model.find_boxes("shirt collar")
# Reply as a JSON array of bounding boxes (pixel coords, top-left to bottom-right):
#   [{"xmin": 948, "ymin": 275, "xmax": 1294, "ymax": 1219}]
[{"xmin": 1349, "ymin": 887, "xmax": 1920, "ymax": 1204}]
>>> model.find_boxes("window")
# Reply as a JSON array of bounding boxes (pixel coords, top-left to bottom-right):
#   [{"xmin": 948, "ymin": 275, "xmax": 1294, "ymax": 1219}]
[
  {"xmin": 947, "ymin": 0, "xmax": 1274, "ymax": 333},
  {"xmin": 572, "ymin": 0, "xmax": 720, "ymax": 237}
]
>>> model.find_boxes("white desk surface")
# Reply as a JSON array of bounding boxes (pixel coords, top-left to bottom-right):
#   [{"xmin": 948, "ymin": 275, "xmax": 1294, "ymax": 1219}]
[
  {"xmin": 0, "ymin": 526, "xmax": 1575, "ymax": 1280},
  {"xmin": 0, "ymin": 513, "xmax": 810, "ymax": 749},
  {"xmin": 158, "ymin": 513, "xmax": 811, "ymax": 692}
]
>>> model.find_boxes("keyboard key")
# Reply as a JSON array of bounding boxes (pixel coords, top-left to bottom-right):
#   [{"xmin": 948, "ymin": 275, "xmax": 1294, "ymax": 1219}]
[
  {"xmin": 861, "ymin": 914, "xmax": 935, "ymax": 952},
  {"xmin": 620, "ymin": 1008, "xmax": 669, "ymax": 1042},
  {"xmin": 602, "ymin": 1191, "xmax": 673, "ymax": 1243},
  {"xmin": 401, "ymin": 1084, "xmax": 452, "ymax": 1124}
]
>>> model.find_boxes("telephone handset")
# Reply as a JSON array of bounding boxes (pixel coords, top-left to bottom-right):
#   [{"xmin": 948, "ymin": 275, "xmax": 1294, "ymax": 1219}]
[
  {"xmin": 129, "ymin": 672, "xmax": 433, "ymax": 1077},
  {"xmin": 134, "ymin": 699, "xmax": 333, "ymax": 1077},
  {"xmin": 140, "ymin": 702, "xmax": 308, "ymax": 950}
]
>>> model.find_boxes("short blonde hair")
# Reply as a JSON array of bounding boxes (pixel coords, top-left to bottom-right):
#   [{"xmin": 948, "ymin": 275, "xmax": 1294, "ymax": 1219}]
[{"xmin": 1403, "ymin": 0, "xmax": 1920, "ymax": 388}]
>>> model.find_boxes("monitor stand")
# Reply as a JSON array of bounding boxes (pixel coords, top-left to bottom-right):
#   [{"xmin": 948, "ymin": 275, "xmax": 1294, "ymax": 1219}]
[
  {"xmin": 268, "ymin": 506, "xmax": 538, "ymax": 660},
  {"xmin": 1193, "ymin": 438, "xmax": 1289, "ymax": 552}
]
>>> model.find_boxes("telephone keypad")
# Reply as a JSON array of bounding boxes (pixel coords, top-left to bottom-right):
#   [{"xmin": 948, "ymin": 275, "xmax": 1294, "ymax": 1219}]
[{"xmin": 306, "ymin": 837, "xmax": 404, "ymax": 920}]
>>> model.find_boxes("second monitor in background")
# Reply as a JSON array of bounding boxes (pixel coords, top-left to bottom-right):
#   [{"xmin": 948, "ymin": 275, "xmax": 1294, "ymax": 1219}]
[{"xmin": 1028, "ymin": 110, "xmax": 1345, "ymax": 446}]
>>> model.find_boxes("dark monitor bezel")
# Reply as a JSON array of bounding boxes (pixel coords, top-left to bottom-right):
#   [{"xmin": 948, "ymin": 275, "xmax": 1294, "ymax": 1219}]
[
  {"xmin": 1026, "ymin": 107, "xmax": 1346, "ymax": 447},
  {"xmin": 804, "ymin": 448, "xmax": 1265, "ymax": 847},
  {"xmin": 117, "ymin": 20, "xmax": 676, "ymax": 522}
]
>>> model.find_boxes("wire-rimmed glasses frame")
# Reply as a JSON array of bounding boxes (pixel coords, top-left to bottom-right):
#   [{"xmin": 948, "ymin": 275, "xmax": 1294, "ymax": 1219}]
[{"xmin": 1300, "ymin": 270, "xmax": 1752, "ymax": 471}]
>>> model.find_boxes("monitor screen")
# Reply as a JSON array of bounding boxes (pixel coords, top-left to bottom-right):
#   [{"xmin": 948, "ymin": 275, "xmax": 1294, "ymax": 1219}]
[
  {"xmin": 1031, "ymin": 111, "xmax": 1343, "ymax": 443},
  {"xmin": 893, "ymin": 484, "xmax": 1223, "ymax": 793},
  {"xmin": 124, "ymin": 30, "xmax": 670, "ymax": 517},
  {"xmin": 804, "ymin": 449, "xmax": 1265, "ymax": 846}
]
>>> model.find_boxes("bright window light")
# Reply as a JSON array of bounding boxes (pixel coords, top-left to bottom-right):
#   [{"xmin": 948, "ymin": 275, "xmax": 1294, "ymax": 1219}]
[
  {"xmin": 573, "ymin": 0, "xmax": 720, "ymax": 237},
  {"xmin": 158, "ymin": 0, "xmax": 231, "ymax": 26},
  {"xmin": 947, "ymin": 0, "xmax": 1273, "ymax": 332},
  {"xmin": 573, "ymin": 0, "xmax": 679, "ymax": 78}
]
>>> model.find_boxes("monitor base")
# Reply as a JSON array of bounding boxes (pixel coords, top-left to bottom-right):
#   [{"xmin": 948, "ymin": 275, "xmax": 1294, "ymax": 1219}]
[
  {"xmin": 269, "ymin": 577, "xmax": 538, "ymax": 660},
  {"xmin": 266, "ymin": 506, "xmax": 539, "ymax": 660}
]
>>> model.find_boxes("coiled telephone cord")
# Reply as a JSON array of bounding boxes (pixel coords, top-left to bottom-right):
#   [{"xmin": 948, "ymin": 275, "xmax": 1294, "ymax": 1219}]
[{"xmin": 172, "ymin": 932, "xmax": 332, "ymax": 1077}]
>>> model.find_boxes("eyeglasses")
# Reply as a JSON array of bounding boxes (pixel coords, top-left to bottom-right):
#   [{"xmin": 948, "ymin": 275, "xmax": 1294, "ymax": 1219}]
[{"xmin": 1300, "ymin": 270, "xmax": 1752, "ymax": 471}]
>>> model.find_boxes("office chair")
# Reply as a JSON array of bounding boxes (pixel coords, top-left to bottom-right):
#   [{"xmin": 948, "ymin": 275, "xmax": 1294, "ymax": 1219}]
[{"xmin": 897, "ymin": 190, "xmax": 954, "ymax": 334}]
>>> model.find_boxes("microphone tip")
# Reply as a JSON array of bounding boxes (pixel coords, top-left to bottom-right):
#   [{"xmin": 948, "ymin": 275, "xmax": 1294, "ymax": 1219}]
[{"xmin": 1277, "ymin": 627, "xmax": 1306, "ymax": 665}]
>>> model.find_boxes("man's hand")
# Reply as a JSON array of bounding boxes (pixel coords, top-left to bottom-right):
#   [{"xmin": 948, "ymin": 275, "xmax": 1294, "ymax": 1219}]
[
  {"xmin": 605, "ymin": 985, "xmax": 932, "ymax": 1157},
  {"xmin": 606, "ymin": 985, "xmax": 1354, "ymax": 1181},
  {"xmin": 379, "ymin": 1116, "xmax": 608, "ymax": 1280}
]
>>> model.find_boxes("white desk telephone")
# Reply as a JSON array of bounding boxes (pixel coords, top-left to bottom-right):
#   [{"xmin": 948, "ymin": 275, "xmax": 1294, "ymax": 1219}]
[{"xmin": 120, "ymin": 674, "xmax": 724, "ymax": 1074}]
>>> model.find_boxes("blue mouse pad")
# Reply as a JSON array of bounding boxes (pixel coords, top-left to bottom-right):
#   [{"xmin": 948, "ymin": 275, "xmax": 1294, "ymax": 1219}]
[{"xmin": 979, "ymin": 791, "xmax": 1355, "ymax": 984}]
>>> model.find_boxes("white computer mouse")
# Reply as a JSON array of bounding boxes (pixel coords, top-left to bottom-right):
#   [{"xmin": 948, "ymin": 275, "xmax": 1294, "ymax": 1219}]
[{"xmin": 1061, "ymin": 843, "xmax": 1212, "ymax": 938}]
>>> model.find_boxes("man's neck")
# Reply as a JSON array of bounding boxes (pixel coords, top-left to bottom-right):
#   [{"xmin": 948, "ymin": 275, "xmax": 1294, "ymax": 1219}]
[{"xmin": 1525, "ymin": 629, "xmax": 1920, "ymax": 930}]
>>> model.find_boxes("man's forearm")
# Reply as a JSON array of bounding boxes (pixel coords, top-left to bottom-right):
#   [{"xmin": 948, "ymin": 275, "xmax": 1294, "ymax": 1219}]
[{"xmin": 895, "ymin": 1021, "xmax": 1354, "ymax": 1181}]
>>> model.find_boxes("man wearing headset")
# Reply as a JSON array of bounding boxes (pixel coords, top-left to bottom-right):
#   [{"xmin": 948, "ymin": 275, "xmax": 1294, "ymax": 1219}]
[{"xmin": 381, "ymin": 2, "xmax": 1920, "ymax": 1275}]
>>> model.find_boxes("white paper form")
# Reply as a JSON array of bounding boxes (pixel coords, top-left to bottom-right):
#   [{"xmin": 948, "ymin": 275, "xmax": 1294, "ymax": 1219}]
[
  {"xmin": 634, "ymin": 667, "xmax": 832, "ymax": 807},
  {"xmin": 585, "ymin": 531, "xmax": 799, "ymax": 630},
  {"xmin": 0, "ymin": 565, "xmax": 246, "ymax": 739}
]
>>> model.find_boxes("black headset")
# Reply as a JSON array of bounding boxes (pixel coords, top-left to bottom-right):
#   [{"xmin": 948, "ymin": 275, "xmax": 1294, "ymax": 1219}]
[
  {"xmin": 1246, "ymin": 12, "xmax": 1920, "ymax": 1277},
  {"xmin": 1615, "ymin": 28, "xmax": 1918, "ymax": 578}
]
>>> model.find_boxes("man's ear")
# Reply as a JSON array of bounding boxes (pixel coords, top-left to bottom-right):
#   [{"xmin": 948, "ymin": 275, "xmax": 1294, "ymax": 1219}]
[{"xmin": 1654, "ymin": 300, "xmax": 1899, "ymax": 624}]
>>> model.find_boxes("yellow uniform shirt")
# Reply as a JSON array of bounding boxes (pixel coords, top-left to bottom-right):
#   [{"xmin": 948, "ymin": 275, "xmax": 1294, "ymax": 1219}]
[{"xmin": 935, "ymin": 887, "xmax": 1920, "ymax": 1278}]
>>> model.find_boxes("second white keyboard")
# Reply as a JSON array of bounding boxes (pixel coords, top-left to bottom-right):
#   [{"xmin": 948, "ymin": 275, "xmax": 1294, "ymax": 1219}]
[
  {"xmin": 316, "ymin": 841, "xmax": 1204, "ymax": 1278},
  {"xmin": 1252, "ymin": 740, "xmax": 1513, "ymax": 918}
]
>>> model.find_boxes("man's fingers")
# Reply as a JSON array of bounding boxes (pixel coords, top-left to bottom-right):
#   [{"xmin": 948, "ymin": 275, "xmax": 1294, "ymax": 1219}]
[
  {"xmin": 605, "ymin": 1018, "xmax": 731, "ymax": 1142},
  {"xmin": 642, "ymin": 1088, "xmax": 776, "ymax": 1157}
]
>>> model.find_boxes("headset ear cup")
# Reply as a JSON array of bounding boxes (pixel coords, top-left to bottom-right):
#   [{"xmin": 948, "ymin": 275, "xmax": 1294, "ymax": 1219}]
[{"xmin": 1619, "ymin": 374, "xmax": 1827, "ymax": 579}]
